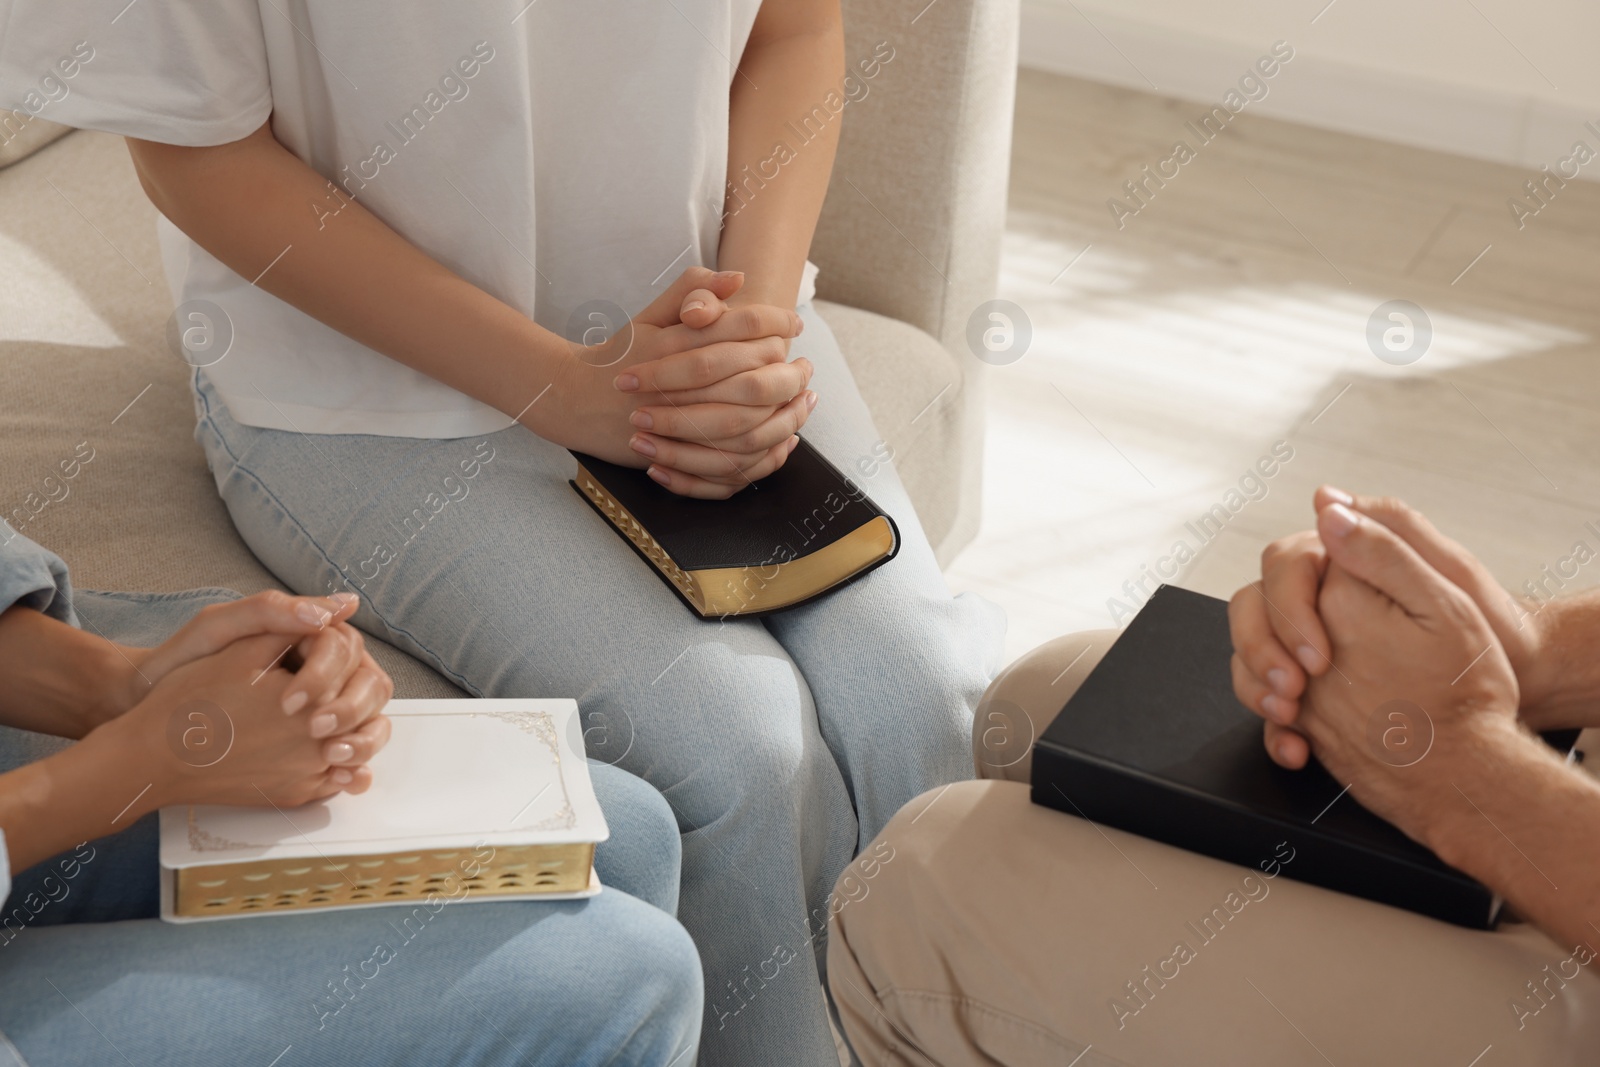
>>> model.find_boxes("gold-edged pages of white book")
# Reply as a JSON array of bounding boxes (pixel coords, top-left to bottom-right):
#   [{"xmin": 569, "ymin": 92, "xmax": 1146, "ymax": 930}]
[{"xmin": 157, "ymin": 699, "xmax": 608, "ymax": 923}]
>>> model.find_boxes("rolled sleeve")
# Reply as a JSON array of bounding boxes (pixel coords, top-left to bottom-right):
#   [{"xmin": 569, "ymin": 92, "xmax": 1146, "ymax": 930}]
[{"xmin": 0, "ymin": 526, "xmax": 76, "ymax": 626}]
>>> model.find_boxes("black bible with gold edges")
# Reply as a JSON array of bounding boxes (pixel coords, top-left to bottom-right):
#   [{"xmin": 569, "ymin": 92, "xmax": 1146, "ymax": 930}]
[{"xmin": 569, "ymin": 437, "xmax": 899, "ymax": 619}]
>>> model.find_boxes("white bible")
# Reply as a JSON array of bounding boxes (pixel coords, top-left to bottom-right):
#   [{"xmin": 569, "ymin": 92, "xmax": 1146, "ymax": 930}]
[{"xmin": 159, "ymin": 699, "xmax": 607, "ymax": 923}]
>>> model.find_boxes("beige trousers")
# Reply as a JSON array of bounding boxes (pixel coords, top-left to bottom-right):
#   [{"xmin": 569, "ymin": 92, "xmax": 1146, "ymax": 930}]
[{"xmin": 827, "ymin": 631, "xmax": 1600, "ymax": 1066}]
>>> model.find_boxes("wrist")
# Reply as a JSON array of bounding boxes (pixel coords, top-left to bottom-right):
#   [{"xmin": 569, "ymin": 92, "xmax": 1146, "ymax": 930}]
[
  {"xmin": 512, "ymin": 325, "xmax": 585, "ymax": 443},
  {"xmin": 1415, "ymin": 716, "xmax": 1547, "ymax": 868},
  {"xmin": 82, "ymin": 706, "xmax": 184, "ymax": 815},
  {"xmin": 81, "ymin": 642, "xmax": 150, "ymax": 736},
  {"xmin": 723, "ymin": 276, "xmax": 799, "ymax": 311},
  {"xmin": 1517, "ymin": 596, "xmax": 1593, "ymax": 730}
]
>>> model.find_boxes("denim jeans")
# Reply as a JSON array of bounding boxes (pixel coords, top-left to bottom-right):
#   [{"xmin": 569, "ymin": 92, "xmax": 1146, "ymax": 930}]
[
  {"xmin": 190, "ymin": 302, "xmax": 1007, "ymax": 1066},
  {"xmin": 0, "ymin": 582, "xmax": 702, "ymax": 1067}
]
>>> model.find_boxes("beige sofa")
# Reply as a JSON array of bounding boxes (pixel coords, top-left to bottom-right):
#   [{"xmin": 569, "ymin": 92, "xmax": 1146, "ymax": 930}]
[{"xmin": 0, "ymin": 0, "xmax": 1018, "ymax": 695}]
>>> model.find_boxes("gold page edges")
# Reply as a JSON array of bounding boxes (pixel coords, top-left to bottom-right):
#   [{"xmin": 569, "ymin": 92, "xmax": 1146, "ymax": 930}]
[
  {"xmin": 694, "ymin": 516, "xmax": 897, "ymax": 616},
  {"xmin": 576, "ymin": 465, "xmax": 896, "ymax": 617},
  {"xmin": 173, "ymin": 842, "xmax": 594, "ymax": 917},
  {"xmin": 575, "ymin": 465, "xmax": 705, "ymax": 610}
]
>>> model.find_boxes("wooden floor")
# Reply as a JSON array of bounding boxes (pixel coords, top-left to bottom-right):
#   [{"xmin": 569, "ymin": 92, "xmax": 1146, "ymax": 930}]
[{"xmin": 947, "ymin": 68, "xmax": 1600, "ymax": 663}]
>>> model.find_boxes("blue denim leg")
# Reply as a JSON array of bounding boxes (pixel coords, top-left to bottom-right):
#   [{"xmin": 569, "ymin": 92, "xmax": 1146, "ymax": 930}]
[{"xmin": 187, "ymin": 301, "xmax": 1006, "ymax": 1066}]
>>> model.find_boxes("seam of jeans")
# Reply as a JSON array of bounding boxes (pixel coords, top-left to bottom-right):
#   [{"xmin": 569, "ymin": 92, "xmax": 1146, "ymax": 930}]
[
  {"xmin": 192, "ymin": 385, "xmax": 482, "ymax": 696},
  {"xmin": 874, "ymin": 987, "xmax": 1080, "ymax": 1055},
  {"xmin": 77, "ymin": 587, "xmax": 241, "ymax": 605}
]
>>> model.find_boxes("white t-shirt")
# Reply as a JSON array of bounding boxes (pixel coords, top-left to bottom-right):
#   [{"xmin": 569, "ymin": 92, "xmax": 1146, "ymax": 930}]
[{"xmin": 0, "ymin": 0, "xmax": 812, "ymax": 438}]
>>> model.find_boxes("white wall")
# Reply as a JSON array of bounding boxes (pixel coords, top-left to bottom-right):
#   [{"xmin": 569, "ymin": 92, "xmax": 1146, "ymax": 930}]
[{"xmin": 1020, "ymin": 0, "xmax": 1600, "ymax": 175}]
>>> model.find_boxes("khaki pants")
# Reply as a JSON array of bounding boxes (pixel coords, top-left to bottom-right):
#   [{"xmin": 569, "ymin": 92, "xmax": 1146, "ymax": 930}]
[{"xmin": 827, "ymin": 631, "xmax": 1600, "ymax": 1066}]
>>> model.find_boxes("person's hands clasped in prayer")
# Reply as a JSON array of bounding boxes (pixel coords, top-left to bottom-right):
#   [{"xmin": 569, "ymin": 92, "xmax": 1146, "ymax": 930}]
[
  {"xmin": 561, "ymin": 266, "xmax": 817, "ymax": 499},
  {"xmin": 1230, "ymin": 487, "xmax": 1600, "ymax": 953},
  {"xmin": 0, "ymin": 589, "xmax": 394, "ymax": 873}
]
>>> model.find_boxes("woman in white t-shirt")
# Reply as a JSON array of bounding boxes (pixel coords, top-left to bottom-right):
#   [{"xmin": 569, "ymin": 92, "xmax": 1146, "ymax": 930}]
[{"xmin": 0, "ymin": 2, "xmax": 1005, "ymax": 1062}]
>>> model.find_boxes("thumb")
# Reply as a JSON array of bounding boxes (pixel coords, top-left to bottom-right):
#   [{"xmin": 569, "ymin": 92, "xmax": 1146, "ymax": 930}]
[
  {"xmin": 1317, "ymin": 502, "xmax": 1456, "ymax": 620},
  {"xmin": 635, "ymin": 268, "xmax": 744, "ymax": 328},
  {"xmin": 1316, "ymin": 487, "xmax": 1486, "ymax": 594}
]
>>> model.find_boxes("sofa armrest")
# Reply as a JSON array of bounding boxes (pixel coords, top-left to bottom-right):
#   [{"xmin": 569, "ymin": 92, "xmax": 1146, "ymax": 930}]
[
  {"xmin": 814, "ymin": 0, "xmax": 1020, "ymax": 352},
  {"xmin": 811, "ymin": 0, "xmax": 1019, "ymax": 562}
]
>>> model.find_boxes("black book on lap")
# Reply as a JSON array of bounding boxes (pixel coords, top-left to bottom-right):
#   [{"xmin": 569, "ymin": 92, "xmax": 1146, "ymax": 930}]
[
  {"xmin": 569, "ymin": 437, "xmax": 899, "ymax": 619},
  {"xmin": 1030, "ymin": 584, "xmax": 1579, "ymax": 929}
]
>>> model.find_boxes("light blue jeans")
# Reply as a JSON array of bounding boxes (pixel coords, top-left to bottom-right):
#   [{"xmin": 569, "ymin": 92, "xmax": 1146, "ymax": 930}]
[
  {"xmin": 190, "ymin": 302, "xmax": 1007, "ymax": 1066},
  {"xmin": 0, "ymin": 585, "xmax": 702, "ymax": 1067}
]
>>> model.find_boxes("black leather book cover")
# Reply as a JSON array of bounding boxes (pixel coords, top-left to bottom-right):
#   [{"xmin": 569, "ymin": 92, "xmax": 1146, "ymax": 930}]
[
  {"xmin": 569, "ymin": 436, "xmax": 899, "ymax": 618},
  {"xmin": 1032, "ymin": 584, "xmax": 1577, "ymax": 928}
]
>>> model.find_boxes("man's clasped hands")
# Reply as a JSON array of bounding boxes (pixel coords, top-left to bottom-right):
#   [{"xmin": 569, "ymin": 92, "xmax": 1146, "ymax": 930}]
[{"xmin": 1229, "ymin": 487, "xmax": 1590, "ymax": 888}]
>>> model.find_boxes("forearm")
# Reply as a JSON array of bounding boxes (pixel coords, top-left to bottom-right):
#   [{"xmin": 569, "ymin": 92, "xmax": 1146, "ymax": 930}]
[
  {"xmin": 0, "ymin": 731, "xmax": 159, "ymax": 874},
  {"xmin": 127, "ymin": 124, "xmax": 573, "ymax": 440},
  {"xmin": 718, "ymin": 6, "xmax": 844, "ymax": 308},
  {"xmin": 1423, "ymin": 720, "xmax": 1600, "ymax": 955},
  {"xmin": 1523, "ymin": 589, "xmax": 1600, "ymax": 729},
  {"xmin": 0, "ymin": 606, "xmax": 134, "ymax": 739}
]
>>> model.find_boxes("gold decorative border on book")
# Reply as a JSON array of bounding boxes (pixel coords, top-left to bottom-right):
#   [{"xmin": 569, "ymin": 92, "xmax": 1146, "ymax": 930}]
[
  {"xmin": 173, "ymin": 842, "xmax": 595, "ymax": 917},
  {"xmin": 575, "ymin": 465, "xmax": 704, "ymax": 610}
]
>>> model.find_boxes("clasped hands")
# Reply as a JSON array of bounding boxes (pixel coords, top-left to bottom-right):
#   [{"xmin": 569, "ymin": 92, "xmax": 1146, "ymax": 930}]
[
  {"xmin": 560, "ymin": 266, "xmax": 817, "ymax": 500},
  {"xmin": 1228, "ymin": 487, "xmax": 1556, "ymax": 853},
  {"xmin": 91, "ymin": 590, "xmax": 394, "ymax": 810}
]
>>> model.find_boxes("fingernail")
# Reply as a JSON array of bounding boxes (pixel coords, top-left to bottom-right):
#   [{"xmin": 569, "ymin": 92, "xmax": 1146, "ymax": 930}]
[
  {"xmin": 1295, "ymin": 645, "xmax": 1321, "ymax": 671},
  {"xmin": 331, "ymin": 769, "xmax": 353, "ymax": 785},
  {"xmin": 647, "ymin": 466, "xmax": 671, "ymax": 487},
  {"xmin": 615, "ymin": 373, "xmax": 640, "ymax": 392},
  {"xmin": 1274, "ymin": 738, "xmax": 1295, "ymax": 763},
  {"xmin": 630, "ymin": 434, "xmax": 657, "ymax": 457},
  {"xmin": 1323, "ymin": 502, "xmax": 1359, "ymax": 538},
  {"xmin": 684, "ymin": 300, "xmax": 705, "ymax": 313},
  {"xmin": 310, "ymin": 712, "xmax": 338, "ymax": 738},
  {"xmin": 325, "ymin": 741, "xmax": 355, "ymax": 763},
  {"xmin": 1266, "ymin": 667, "xmax": 1289, "ymax": 693},
  {"xmin": 331, "ymin": 591, "xmax": 359, "ymax": 608},
  {"xmin": 787, "ymin": 436, "xmax": 800, "ymax": 454},
  {"xmin": 1323, "ymin": 485, "xmax": 1354, "ymax": 506},
  {"xmin": 805, "ymin": 391, "xmax": 818, "ymax": 411},
  {"xmin": 1262, "ymin": 694, "xmax": 1292, "ymax": 724},
  {"xmin": 714, "ymin": 270, "xmax": 744, "ymax": 281},
  {"xmin": 295, "ymin": 601, "xmax": 327, "ymax": 627},
  {"xmin": 795, "ymin": 315, "xmax": 805, "ymax": 335},
  {"xmin": 630, "ymin": 410, "xmax": 654, "ymax": 430},
  {"xmin": 282, "ymin": 690, "xmax": 309, "ymax": 715}
]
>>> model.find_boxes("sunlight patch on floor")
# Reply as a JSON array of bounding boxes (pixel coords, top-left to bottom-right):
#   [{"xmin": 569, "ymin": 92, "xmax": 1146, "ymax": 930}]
[{"xmin": 948, "ymin": 220, "xmax": 1592, "ymax": 663}]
